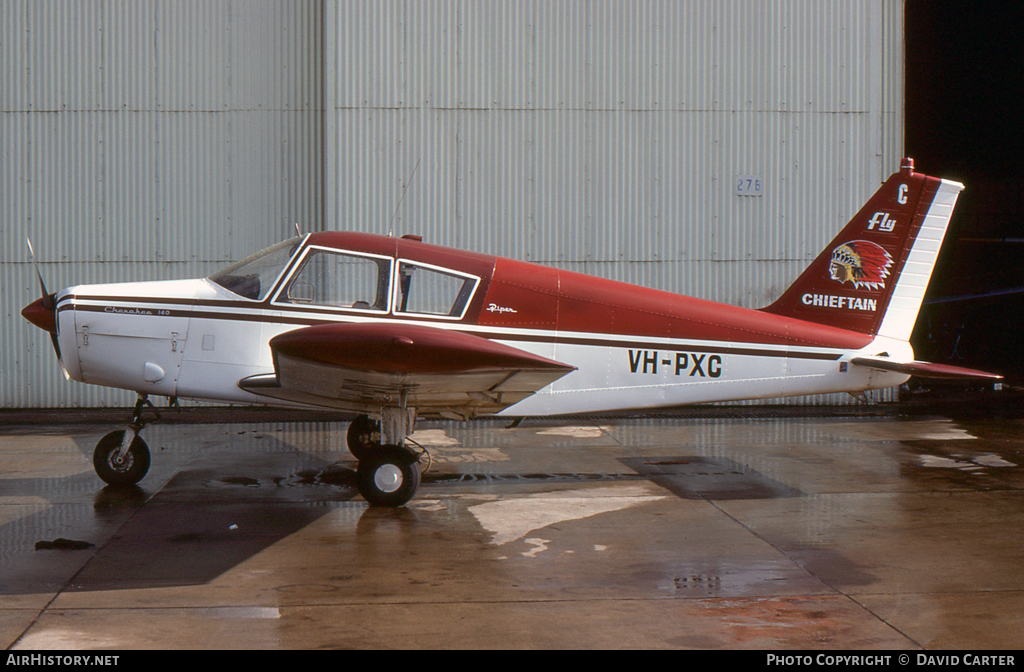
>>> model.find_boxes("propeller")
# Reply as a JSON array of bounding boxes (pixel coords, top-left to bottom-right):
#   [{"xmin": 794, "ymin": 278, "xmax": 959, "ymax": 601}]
[{"xmin": 22, "ymin": 238, "xmax": 69, "ymax": 379}]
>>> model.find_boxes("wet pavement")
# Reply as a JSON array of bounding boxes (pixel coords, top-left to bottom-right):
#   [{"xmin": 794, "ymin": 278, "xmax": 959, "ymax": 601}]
[{"xmin": 2, "ymin": 410, "xmax": 1024, "ymax": 649}]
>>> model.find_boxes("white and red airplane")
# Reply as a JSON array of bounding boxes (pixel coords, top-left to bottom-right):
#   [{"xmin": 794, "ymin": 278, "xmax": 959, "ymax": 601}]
[{"xmin": 22, "ymin": 158, "xmax": 1001, "ymax": 506}]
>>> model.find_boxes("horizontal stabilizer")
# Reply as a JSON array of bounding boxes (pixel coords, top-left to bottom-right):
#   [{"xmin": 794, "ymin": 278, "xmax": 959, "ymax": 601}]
[{"xmin": 850, "ymin": 357, "xmax": 1002, "ymax": 381}]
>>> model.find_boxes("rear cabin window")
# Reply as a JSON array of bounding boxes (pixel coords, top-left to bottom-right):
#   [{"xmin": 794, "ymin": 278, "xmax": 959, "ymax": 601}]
[
  {"xmin": 395, "ymin": 262, "xmax": 477, "ymax": 318},
  {"xmin": 281, "ymin": 249, "xmax": 391, "ymax": 311}
]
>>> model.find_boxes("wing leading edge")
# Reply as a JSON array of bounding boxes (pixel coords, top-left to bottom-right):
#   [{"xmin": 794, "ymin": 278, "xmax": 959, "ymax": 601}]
[{"xmin": 239, "ymin": 322, "xmax": 576, "ymax": 418}]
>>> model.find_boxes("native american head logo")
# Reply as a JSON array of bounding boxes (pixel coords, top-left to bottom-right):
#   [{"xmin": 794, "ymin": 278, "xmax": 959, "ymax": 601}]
[{"xmin": 828, "ymin": 240, "xmax": 893, "ymax": 290}]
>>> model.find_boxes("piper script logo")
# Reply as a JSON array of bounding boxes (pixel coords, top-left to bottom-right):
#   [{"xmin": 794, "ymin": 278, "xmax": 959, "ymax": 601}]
[{"xmin": 828, "ymin": 240, "xmax": 893, "ymax": 291}]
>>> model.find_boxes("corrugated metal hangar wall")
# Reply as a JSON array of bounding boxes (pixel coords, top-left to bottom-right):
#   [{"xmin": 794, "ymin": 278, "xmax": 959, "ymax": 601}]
[{"xmin": 2, "ymin": 0, "xmax": 904, "ymax": 409}]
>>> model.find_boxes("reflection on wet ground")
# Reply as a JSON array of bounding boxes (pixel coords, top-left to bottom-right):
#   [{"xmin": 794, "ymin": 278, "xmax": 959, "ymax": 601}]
[{"xmin": 2, "ymin": 413, "xmax": 1024, "ymax": 648}]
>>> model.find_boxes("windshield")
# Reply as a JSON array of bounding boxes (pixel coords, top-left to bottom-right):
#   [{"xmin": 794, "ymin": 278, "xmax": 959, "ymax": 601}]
[{"xmin": 208, "ymin": 237, "xmax": 302, "ymax": 300}]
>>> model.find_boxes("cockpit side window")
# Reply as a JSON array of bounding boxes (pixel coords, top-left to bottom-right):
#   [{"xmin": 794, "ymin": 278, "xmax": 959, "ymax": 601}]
[
  {"xmin": 280, "ymin": 248, "xmax": 391, "ymax": 311},
  {"xmin": 209, "ymin": 237, "xmax": 302, "ymax": 301},
  {"xmin": 395, "ymin": 261, "xmax": 478, "ymax": 318}
]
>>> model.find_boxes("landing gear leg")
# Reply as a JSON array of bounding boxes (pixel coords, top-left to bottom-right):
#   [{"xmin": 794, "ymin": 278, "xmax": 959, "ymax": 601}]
[
  {"xmin": 346, "ymin": 414, "xmax": 381, "ymax": 461},
  {"xmin": 93, "ymin": 394, "xmax": 155, "ymax": 486},
  {"xmin": 354, "ymin": 406, "xmax": 423, "ymax": 507}
]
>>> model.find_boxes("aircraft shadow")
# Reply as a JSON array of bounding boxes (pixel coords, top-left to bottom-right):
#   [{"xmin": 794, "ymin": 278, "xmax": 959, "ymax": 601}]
[{"xmin": 0, "ymin": 431, "xmax": 361, "ymax": 595}]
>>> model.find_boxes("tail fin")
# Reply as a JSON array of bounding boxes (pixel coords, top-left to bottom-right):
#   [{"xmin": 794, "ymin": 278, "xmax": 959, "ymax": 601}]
[{"xmin": 762, "ymin": 158, "xmax": 964, "ymax": 341}]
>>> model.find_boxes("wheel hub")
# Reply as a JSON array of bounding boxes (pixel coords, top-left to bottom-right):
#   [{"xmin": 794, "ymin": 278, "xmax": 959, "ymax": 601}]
[
  {"xmin": 373, "ymin": 464, "xmax": 404, "ymax": 493},
  {"xmin": 109, "ymin": 451, "xmax": 132, "ymax": 471}
]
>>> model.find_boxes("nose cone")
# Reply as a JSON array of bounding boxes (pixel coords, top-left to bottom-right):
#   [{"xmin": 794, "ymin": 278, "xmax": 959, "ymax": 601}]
[{"xmin": 22, "ymin": 296, "xmax": 57, "ymax": 334}]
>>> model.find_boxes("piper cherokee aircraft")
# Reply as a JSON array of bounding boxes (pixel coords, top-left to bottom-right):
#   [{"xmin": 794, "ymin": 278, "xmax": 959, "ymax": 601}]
[{"xmin": 22, "ymin": 158, "xmax": 1001, "ymax": 506}]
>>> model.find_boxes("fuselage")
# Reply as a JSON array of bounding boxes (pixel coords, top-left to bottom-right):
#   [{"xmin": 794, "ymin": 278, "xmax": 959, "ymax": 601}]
[{"xmin": 51, "ymin": 231, "xmax": 911, "ymax": 416}]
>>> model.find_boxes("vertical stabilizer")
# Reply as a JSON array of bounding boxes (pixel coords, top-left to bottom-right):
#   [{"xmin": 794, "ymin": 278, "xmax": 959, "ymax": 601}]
[{"xmin": 761, "ymin": 159, "xmax": 964, "ymax": 341}]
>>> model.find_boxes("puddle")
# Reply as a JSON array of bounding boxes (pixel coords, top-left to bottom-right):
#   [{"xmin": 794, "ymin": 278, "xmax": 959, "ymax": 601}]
[
  {"xmin": 408, "ymin": 429, "xmax": 460, "ymax": 446},
  {"xmin": 211, "ymin": 467, "xmax": 357, "ymax": 490},
  {"xmin": 620, "ymin": 456, "xmax": 803, "ymax": 500},
  {"xmin": 973, "ymin": 454, "xmax": 1017, "ymax": 467},
  {"xmin": 919, "ymin": 453, "xmax": 1017, "ymax": 470},
  {"xmin": 424, "ymin": 472, "xmax": 630, "ymax": 486},
  {"xmin": 536, "ymin": 426, "xmax": 607, "ymax": 439},
  {"xmin": 425, "ymin": 447, "xmax": 509, "ymax": 464},
  {"xmin": 469, "ymin": 484, "xmax": 666, "ymax": 547},
  {"xmin": 918, "ymin": 429, "xmax": 977, "ymax": 441}
]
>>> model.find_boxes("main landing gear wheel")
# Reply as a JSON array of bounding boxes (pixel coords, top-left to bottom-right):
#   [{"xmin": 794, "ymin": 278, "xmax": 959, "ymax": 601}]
[
  {"xmin": 347, "ymin": 414, "xmax": 381, "ymax": 461},
  {"xmin": 93, "ymin": 430, "xmax": 151, "ymax": 486},
  {"xmin": 356, "ymin": 444, "xmax": 421, "ymax": 507}
]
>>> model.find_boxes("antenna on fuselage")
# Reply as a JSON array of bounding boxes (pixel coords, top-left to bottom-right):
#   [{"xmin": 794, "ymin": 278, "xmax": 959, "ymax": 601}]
[
  {"xmin": 294, "ymin": 222, "xmax": 302, "ymax": 237},
  {"xmin": 388, "ymin": 158, "xmax": 421, "ymax": 238}
]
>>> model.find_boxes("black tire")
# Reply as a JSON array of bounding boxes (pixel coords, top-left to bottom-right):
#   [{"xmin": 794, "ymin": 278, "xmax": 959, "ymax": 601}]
[
  {"xmin": 93, "ymin": 430, "xmax": 151, "ymax": 486},
  {"xmin": 356, "ymin": 444, "xmax": 421, "ymax": 507},
  {"xmin": 346, "ymin": 415, "xmax": 381, "ymax": 461}
]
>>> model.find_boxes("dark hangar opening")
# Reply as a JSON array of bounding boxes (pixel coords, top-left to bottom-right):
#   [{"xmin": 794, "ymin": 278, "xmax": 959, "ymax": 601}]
[{"xmin": 904, "ymin": 1, "xmax": 1024, "ymax": 387}]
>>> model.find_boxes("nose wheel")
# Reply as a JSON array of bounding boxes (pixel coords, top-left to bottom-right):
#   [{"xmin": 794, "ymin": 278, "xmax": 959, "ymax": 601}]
[{"xmin": 93, "ymin": 429, "xmax": 151, "ymax": 486}]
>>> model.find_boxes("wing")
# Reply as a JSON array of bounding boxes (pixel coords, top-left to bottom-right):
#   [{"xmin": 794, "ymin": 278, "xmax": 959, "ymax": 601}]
[
  {"xmin": 851, "ymin": 357, "xmax": 1002, "ymax": 381},
  {"xmin": 239, "ymin": 322, "xmax": 575, "ymax": 418}
]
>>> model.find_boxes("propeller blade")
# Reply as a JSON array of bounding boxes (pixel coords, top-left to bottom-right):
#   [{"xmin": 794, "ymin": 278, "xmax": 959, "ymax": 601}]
[
  {"xmin": 51, "ymin": 333, "xmax": 69, "ymax": 380},
  {"xmin": 25, "ymin": 238, "xmax": 67, "ymax": 378},
  {"xmin": 26, "ymin": 238, "xmax": 54, "ymax": 310}
]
